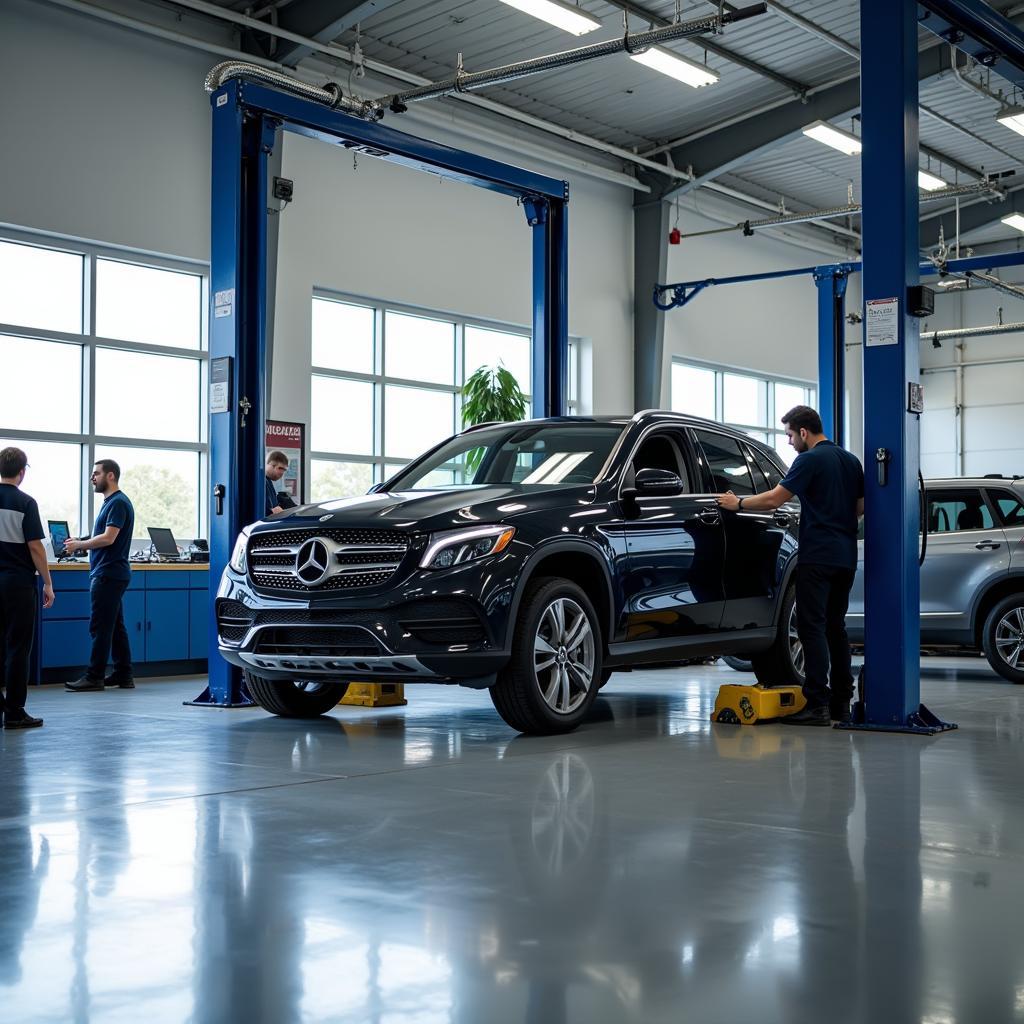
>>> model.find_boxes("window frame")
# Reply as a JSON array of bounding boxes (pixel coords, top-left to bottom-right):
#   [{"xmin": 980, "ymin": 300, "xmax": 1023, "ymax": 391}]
[
  {"xmin": 0, "ymin": 227, "xmax": 209, "ymax": 543},
  {"xmin": 924, "ymin": 487, "xmax": 997, "ymax": 535},
  {"xmin": 310, "ymin": 289, "xmax": 581, "ymax": 491},
  {"xmin": 670, "ymin": 357, "xmax": 816, "ymax": 461}
]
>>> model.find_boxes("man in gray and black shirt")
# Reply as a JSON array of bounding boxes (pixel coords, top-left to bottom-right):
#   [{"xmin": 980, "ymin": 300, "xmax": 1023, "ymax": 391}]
[{"xmin": 0, "ymin": 447, "xmax": 55, "ymax": 729}]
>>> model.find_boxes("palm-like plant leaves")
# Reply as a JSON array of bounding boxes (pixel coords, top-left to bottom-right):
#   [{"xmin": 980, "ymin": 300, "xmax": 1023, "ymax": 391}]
[{"xmin": 461, "ymin": 364, "xmax": 527, "ymax": 473}]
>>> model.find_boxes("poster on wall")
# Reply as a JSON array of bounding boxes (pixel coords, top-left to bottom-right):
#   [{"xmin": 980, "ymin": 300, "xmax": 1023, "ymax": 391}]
[{"xmin": 265, "ymin": 421, "xmax": 305, "ymax": 505}]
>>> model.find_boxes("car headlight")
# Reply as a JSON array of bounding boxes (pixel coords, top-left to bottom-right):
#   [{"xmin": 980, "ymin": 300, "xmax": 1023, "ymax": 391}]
[
  {"xmin": 228, "ymin": 526, "xmax": 254, "ymax": 574},
  {"xmin": 420, "ymin": 526, "xmax": 516, "ymax": 570}
]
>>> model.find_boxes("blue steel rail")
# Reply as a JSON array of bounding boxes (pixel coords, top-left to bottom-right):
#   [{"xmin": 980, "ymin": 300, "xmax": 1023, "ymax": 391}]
[{"xmin": 195, "ymin": 78, "xmax": 570, "ymax": 707}]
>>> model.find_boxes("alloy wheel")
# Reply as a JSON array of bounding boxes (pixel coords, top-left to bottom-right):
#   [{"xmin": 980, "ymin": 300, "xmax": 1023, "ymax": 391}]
[
  {"xmin": 994, "ymin": 605, "xmax": 1024, "ymax": 670},
  {"xmin": 534, "ymin": 597, "xmax": 595, "ymax": 715}
]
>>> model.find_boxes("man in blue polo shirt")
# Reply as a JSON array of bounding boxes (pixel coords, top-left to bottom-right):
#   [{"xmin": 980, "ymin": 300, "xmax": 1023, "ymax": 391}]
[
  {"xmin": 718, "ymin": 405, "xmax": 864, "ymax": 726},
  {"xmin": 64, "ymin": 459, "xmax": 136, "ymax": 693}
]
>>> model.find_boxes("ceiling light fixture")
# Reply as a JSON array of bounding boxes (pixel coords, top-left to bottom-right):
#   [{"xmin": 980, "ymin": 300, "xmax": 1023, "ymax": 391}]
[
  {"xmin": 629, "ymin": 46, "xmax": 719, "ymax": 88},
  {"xmin": 802, "ymin": 120, "xmax": 862, "ymax": 156},
  {"xmin": 918, "ymin": 169, "xmax": 947, "ymax": 191},
  {"xmin": 1001, "ymin": 213, "xmax": 1024, "ymax": 232},
  {"xmin": 996, "ymin": 106, "xmax": 1024, "ymax": 137},
  {"xmin": 497, "ymin": 0, "xmax": 601, "ymax": 35}
]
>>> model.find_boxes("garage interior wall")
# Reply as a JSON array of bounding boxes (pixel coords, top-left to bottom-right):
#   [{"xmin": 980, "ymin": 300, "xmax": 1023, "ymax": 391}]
[
  {"xmin": 660, "ymin": 203, "xmax": 865, "ymax": 458},
  {"xmin": 1, "ymin": 0, "xmax": 633, "ymax": 439},
  {"xmin": 918, "ymin": 284, "xmax": 1024, "ymax": 477}
]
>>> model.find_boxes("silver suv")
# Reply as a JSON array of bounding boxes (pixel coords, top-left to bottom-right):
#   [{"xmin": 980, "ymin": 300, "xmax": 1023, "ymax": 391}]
[{"xmin": 846, "ymin": 476, "xmax": 1024, "ymax": 683}]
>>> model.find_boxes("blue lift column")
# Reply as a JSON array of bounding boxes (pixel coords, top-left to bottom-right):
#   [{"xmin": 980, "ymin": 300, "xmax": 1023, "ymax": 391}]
[
  {"xmin": 527, "ymin": 195, "xmax": 569, "ymax": 417},
  {"xmin": 813, "ymin": 265, "xmax": 851, "ymax": 447},
  {"xmin": 851, "ymin": 0, "xmax": 953, "ymax": 733}
]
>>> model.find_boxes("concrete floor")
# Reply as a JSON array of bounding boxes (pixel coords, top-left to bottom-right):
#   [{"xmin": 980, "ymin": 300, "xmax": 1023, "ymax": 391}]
[{"xmin": 3, "ymin": 659, "xmax": 1024, "ymax": 1024}]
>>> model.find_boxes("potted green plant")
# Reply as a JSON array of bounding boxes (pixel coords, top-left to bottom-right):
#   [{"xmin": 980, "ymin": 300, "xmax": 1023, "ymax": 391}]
[{"xmin": 460, "ymin": 364, "xmax": 527, "ymax": 473}]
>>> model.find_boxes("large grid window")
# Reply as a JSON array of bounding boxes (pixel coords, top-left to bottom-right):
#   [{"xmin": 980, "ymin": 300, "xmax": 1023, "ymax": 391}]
[
  {"xmin": 671, "ymin": 359, "xmax": 815, "ymax": 466},
  {"xmin": 0, "ymin": 232, "xmax": 207, "ymax": 544},
  {"xmin": 310, "ymin": 294, "xmax": 579, "ymax": 501}
]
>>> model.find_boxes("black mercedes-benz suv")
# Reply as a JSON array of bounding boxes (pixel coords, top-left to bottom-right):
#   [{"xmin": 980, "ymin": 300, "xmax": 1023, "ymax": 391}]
[{"xmin": 217, "ymin": 411, "xmax": 802, "ymax": 734}]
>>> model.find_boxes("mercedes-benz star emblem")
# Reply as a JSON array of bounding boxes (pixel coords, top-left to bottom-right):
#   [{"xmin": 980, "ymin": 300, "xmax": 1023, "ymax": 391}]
[{"xmin": 296, "ymin": 538, "xmax": 331, "ymax": 586}]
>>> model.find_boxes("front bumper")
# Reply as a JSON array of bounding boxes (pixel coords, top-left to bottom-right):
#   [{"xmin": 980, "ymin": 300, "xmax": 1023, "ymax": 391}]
[{"xmin": 215, "ymin": 553, "xmax": 520, "ymax": 686}]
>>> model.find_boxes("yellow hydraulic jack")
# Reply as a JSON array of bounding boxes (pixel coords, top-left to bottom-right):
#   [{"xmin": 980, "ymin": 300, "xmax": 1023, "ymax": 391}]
[
  {"xmin": 340, "ymin": 683, "xmax": 408, "ymax": 708},
  {"xmin": 711, "ymin": 683, "xmax": 806, "ymax": 725}
]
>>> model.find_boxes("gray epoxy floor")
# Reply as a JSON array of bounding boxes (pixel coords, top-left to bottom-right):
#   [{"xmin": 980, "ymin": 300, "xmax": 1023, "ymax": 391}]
[{"xmin": 3, "ymin": 659, "xmax": 1024, "ymax": 1024}]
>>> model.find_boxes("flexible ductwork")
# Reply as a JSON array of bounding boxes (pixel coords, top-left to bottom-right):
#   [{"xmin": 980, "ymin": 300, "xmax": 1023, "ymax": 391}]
[
  {"xmin": 204, "ymin": 61, "xmax": 380, "ymax": 118},
  {"xmin": 372, "ymin": 4, "xmax": 767, "ymax": 114}
]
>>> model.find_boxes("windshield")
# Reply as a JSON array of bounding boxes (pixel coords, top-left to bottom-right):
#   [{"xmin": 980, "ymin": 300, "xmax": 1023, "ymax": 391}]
[{"xmin": 386, "ymin": 422, "xmax": 626, "ymax": 491}]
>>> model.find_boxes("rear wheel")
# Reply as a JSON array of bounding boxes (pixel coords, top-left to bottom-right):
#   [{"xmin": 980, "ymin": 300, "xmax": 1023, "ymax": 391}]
[
  {"xmin": 750, "ymin": 586, "xmax": 805, "ymax": 688},
  {"xmin": 982, "ymin": 594, "xmax": 1024, "ymax": 684},
  {"xmin": 721, "ymin": 656, "xmax": 753, "ymax": 672},
  {"xmin": 244, "ymin": 672, "xmax": 349, "ymax": 718},
  {"xmin": 490, "ymin": 577, "xmax": 602, "ymax": 735}
]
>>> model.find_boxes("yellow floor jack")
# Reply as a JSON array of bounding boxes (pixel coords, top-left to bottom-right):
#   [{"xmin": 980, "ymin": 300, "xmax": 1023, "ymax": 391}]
[
  {"xmin": 711, "ymin": 683, "xmax": 806, "ymax": 725},
  {"xmin": 340, "ymin": 683, "xmax": 408, "ymax": 708}
]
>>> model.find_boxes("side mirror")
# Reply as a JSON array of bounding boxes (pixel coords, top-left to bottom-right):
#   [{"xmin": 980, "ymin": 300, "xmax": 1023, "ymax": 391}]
[{"xmin": 634, "ymin": 467, "xmax": 683, "ymax": 496}]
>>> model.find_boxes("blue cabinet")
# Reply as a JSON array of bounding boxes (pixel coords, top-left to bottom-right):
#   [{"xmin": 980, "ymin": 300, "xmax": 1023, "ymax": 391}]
[
  {"xmin": 189, "ymin": 590, "xmax": 208, "ymax": 660},
  {"xmin": 41, "ymin": 567, "xmax": 210, "ymax": 674}
]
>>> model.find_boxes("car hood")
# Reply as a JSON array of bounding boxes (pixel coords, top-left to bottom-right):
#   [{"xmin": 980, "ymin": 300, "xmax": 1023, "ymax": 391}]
[{"xmin": 253, "ymin": 484, "xmax": 596, "ymax": 535}]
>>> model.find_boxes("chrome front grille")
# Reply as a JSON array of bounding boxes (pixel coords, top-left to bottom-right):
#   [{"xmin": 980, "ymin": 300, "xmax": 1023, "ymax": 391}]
[{"xmin": 248, "ymin": 528, "xmax": 410, "ymax": 591}]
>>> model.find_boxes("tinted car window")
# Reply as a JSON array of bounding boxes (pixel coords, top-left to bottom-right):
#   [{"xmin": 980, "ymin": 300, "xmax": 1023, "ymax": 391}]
[
  {"xmin": 926, "ymin": 488, "xmax": 994, "ymax": 533},
  {"xmin": 630, "ymin": 431, "xmax": 690, "ymax": 491},
  {"xmin": 751, "ymin": 448, "xmax": 785, "ymax": 490},
  {"xmin": 988, "ymin": 490, "xmax": 1024, "ymax": 527},
  {"xmin": 693, "ymin": 430, "xmax": 756, "ymax": 495}
]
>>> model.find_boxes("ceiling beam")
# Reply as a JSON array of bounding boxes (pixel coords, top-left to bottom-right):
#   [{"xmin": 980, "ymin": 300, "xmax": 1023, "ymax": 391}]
[
  {"xmin": 602, "ymin": 0, "xmax": 808, "ymax": 97},
  {"xmin": 919, "ymin": 184, "xmax": 1024, "ymax": 248},
  {"xmin": 653, "ymin": 44, "xmax": 960, "ymax": 203},
  {"xmin": 271, "ymin": 0, "xmax": 403, "ymax": 66}
]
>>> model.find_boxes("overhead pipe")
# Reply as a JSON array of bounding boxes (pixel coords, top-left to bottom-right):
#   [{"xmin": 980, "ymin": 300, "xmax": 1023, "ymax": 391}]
[
  {"xmin": 371, "ymin": 6, "xmax": 768, "ymax": 115},
  {"xmin": 925, "ymin": 321, "xmax": 1024, "ymax": 343}
]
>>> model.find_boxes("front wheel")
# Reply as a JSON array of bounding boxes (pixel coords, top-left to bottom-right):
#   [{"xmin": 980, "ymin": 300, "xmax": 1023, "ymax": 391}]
[
  {"xmin": 982, "ymin": 595, "xmax": 1024, "ymax": 684},
  {"xmin": 490, "ymin": 577, "xmax": 602, "ymax": 735},
  {"xmin": 750, "ymin": 586, "xmax": 805, "ymax": 688},
  {"xmin": 245, "ymin": 672, "xmax": 349, "ymax": 718}
]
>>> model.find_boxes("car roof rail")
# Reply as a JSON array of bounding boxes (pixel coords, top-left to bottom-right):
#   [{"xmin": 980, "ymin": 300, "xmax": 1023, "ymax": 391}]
[{"xmin": 984, "ymin": 473, "xmax": 1007, "ymax": 478}]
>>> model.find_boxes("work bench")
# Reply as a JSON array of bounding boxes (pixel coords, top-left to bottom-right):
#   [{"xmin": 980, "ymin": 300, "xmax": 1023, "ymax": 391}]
[{"xmin": 35, "ymin": 562, "xmax": 210, "ymax": 683}]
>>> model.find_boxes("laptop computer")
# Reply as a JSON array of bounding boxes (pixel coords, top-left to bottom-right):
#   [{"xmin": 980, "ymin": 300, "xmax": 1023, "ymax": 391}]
[
  {"xmin": 48, "ymin": 520, "xmax": 72, "ymax": 560},
  {"xmin": 148, "ymin": 526, "xmax": 184, "ymax": 562}
]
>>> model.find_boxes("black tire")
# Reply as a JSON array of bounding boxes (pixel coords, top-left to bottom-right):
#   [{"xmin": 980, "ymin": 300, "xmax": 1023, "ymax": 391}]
[
  {"xmin": 490, "ymin": 577, "xmax": 602, "ymax": 735},
  {"xmin": 750, "ymin": 585, "xmax": 805, "ymax": 688},
  {"xmin": 721, "ymin": 656, "xmax": 753, "ymax": 672},
  {"xmin": 244, "ymin": 671, "xmax": 349, "ymax": 718},
  {"xmin": 982, "ymin": 594, "xmax": 1024, "ymax": 684},
  {"xmin": 598, "ymin": 667, "xmax": 614, "ymax": 689}
]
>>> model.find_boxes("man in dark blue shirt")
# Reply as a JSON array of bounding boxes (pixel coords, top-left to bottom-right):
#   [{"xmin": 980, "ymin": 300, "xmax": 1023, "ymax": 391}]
[
  {"xmin": 64, "ymin": 459, "xmax": 136, "ymax": 692},
  {"xmin": 265, "ymin": 451, "xmax": 289, "ymax": 517},
  {"xmin": 718, "ymin": 405, "xmax": 864, "ymax": 726},
  {"xmin": 0, "ymin": 447, "xmax": 55, "ymax": 728}
]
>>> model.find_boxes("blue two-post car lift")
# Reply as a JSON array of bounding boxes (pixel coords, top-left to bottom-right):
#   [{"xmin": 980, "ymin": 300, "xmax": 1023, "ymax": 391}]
[
  {"xmin": 655, "ymin": 0, "xmax": 1024, "ymax": 734},
  {"xmin": 192, "ymin": 77, "xmax": 570, "ymax": 708}
]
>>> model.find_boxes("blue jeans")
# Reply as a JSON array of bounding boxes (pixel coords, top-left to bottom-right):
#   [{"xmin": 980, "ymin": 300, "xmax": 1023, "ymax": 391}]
[{"xmin": 88, "ymin": 576, "xmax": 133, "ymax": 681}]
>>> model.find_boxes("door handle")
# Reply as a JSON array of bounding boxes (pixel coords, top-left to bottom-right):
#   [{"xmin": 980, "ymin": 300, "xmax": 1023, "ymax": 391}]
[
  {"xmin": 975, "ymin": 540, "xmax": 1002, "ymax": 550},
  {"xmin": 773, "ymin": 511, "xmax": 791, "ymax": 526},
  {"xmin": 696, "ymin": 508, "xmax": 721, "ymax": 524}
]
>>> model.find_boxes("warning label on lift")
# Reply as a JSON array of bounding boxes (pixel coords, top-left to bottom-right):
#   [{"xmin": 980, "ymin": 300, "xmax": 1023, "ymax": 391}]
[{"xmin": 865, "ymin": 297, "xmax": 899, "ymax": 347}]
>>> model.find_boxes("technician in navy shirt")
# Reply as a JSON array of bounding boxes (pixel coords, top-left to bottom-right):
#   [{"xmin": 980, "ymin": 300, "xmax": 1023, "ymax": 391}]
[
  {"xmin": 0, "ymin": 446, "xmax": 55, "ymax": 728},
  {"xmin": 718, "ymin": 405, "xmax": 864, "ymax": 726},
  {"xmin": 64, "ymin": 459, "xmax": 136, "ymax": 692},
  {"xmin": 265, "ymin": 451, "xmax": 289, "ymax": 516}
]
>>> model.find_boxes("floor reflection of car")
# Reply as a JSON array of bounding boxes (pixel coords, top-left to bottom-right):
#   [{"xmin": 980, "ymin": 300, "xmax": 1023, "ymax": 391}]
[
  {"xmin": 847, "ymin": 476, "xmax": 1024, "ymax": 683},
  {"xmin": 217, "ymin": 412, "xmax": 805, "ymax": 734}
]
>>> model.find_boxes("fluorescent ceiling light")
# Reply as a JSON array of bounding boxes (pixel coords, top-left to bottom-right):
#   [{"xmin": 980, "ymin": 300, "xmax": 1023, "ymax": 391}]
[
  {"xmin": 1002, "ymin": 213, "xmax": 1024, "ymax": 233},
  {"xmin": 497, "ymin": 0, "xmax": 601, "ymax": 35},
  {"xmin": 630, "ymin": 46, "xmax": 719, "ymax": 88},
  {"xmin": 802, "ymin": 120, "xmax": 862, "ymax": 155},
  {"xmin": 918, "ymin": 169, "xmax": 947, "ymax": 191},
  {"xmin": 997, "ymin": 106, "xmax": 1024, "ymax": 137}
]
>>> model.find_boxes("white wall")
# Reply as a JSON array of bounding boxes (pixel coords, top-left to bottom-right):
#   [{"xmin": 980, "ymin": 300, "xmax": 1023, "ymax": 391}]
[
  {"xmin": 270, "ymin": 132, "xmax": 634, "ymax": 435},
  {"xmin": 0, "ymin": 0, "xmax": 213, "ymax": 260},
  {"xmin": 919, "ymin": 285, "xmax": 1024, "ymax": 477},
  {"xmin": 660, "ymin": 202, "xmax": 864, "ymax": 455}
]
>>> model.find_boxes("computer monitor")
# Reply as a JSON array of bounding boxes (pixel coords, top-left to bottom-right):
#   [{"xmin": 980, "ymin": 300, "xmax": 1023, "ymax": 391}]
[
  {"xmin": 148, "ymin": 527, "xmax": 180, "ymax": 559},
  {"xmin": 48, "ymin": 520, "xmax": 70, "ymax": 559}
]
